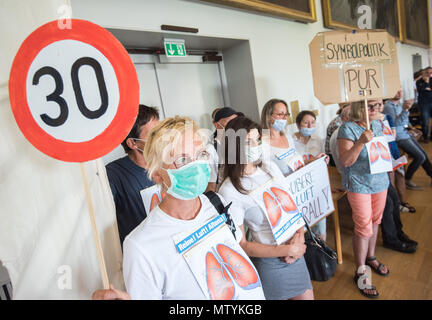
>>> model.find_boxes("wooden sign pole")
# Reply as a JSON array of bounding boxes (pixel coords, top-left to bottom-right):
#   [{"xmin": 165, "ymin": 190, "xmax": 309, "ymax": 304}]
[
  {"xmin": 364, "ymin": 90, "xmax": 370, "ymax": 130},
  {"xmin": 80, "ymin": 163, "xmax": 110, "ymax": 290}
]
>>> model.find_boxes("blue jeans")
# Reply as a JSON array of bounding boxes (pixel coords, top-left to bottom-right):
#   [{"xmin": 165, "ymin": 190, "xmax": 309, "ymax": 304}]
[
  {"xmin": 397, "ymin": 137, "xmax": 432, "ymax": 180},
  {"xmin": 419, "ymin": 103, "xmax": 432, "ymax": 138}
]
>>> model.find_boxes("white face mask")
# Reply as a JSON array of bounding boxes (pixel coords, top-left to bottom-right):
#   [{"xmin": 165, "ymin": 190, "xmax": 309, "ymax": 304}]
[
  {"xmin": 245, "ymin": 144, "xmax": 263, "ymax": 163},
  {"xmin": 272, "ymin": 119, "xmax": 287, "ymax": 132},
  {"xmin": 300, "ymin": 127, "xmax": 315, "ymax": 137}
]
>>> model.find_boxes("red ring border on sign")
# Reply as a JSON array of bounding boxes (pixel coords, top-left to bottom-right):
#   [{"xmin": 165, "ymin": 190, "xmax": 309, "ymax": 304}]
[{"xmin": 9, "ymin": 19, "xmax": 139, "ymax": 162}]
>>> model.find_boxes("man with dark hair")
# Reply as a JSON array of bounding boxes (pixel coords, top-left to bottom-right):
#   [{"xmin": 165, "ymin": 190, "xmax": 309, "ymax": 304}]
[
  {"xmin": 106, "ymin": 105, "xmax": 159, "ymax": 245},
  {"xmin": 213, "ymin": 107, "xmax": 242, "ymax": 131}
]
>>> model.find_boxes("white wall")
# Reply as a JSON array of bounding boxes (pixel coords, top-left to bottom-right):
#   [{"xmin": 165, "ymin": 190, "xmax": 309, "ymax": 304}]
[{"xmin": 70, "ymin": 0, "xmax": 432, "ymax": 138}]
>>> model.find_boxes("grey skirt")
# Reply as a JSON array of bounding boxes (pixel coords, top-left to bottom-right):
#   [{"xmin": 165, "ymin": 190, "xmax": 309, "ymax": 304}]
[{"xmin": 250, "ymin": 256, "xmax": 312, "ymax": 300}]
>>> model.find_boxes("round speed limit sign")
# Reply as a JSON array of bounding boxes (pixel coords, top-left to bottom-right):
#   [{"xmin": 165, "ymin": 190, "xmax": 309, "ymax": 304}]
[{"xmin": 9, "ymin": 19, "xmax": 139, "ymax": 162}]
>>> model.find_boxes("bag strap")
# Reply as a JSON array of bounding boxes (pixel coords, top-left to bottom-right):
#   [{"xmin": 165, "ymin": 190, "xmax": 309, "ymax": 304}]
[
  {"xmin": 303, "ymin": 217, "xmax": 319, "ymax": 245},
  {"xmin": 303, "ymin": 217, "xmax": 338, "ymax": 259},
  {"xmin": 204, "ymin": 191, "xmax": 236, "ymax": 239}
]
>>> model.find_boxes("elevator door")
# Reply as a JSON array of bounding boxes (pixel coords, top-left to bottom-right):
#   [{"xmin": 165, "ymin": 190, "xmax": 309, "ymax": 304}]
[{"xmin": 102, "ymin": 55, "xmax": 227, "ymax": 165}]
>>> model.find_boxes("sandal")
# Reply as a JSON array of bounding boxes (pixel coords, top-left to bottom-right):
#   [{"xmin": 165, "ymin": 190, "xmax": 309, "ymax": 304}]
[
  {"xmin": 400, "ymin": 202, "xmax": 416, "ymax": 213},
  {"xmin": 353, "ymin": 272, "xmax": 379, "ymax": 299},
  {"xmin": 366, "ymin": 256, "xmax": 390, "ymax": 277}
]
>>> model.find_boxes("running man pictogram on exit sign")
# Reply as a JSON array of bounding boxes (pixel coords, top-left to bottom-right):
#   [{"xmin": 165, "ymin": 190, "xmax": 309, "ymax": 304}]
[{"xmin": 164, "ymin": 38, "xmax": 187, "ymax": 57}]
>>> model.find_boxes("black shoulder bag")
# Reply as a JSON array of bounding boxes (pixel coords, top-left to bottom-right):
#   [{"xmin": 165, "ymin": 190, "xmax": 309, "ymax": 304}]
[
  {"xmin": 204, "ymin": 191, "xmax": 236, "ymax": 239},
  {"xmin": 303, "ymin": 219, "xmax": 338, "ymax": 282}
]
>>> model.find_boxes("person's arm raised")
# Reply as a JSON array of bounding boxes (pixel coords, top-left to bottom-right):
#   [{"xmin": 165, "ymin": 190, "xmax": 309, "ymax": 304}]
[{"xmin": 338, "ymin": 130, "xmax": 373, "ymax": 168}]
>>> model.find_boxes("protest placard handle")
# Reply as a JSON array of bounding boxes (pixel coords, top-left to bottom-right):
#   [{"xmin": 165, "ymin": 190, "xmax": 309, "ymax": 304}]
[
  {"xmin": 363, "ymin": 90, "xmax": 370, "ymax": 130},
  {"xmin": 80, "ymin": 162, "xmax": 110, "ymax": 290}
]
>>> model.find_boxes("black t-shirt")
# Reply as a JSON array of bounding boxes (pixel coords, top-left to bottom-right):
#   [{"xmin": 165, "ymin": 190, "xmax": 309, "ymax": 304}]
[{"xmin": 106, "ymin": 156, "xmax": 154, "ymax": 245}]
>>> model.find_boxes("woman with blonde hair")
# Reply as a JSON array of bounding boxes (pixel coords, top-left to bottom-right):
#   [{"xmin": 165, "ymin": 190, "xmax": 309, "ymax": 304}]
[
  {"xmin": 338, "ymin": 100, "xmax": 390, "ymax": 299},
  {"xmin": 94, "ymin": 116, "xmax": 266, "ymax": 300}
]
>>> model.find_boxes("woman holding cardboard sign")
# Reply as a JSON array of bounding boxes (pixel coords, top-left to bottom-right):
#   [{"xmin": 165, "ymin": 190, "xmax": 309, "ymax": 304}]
[
  {"xmin": 293, "ymin": 110, "xmax": 329, "ymax": 242},
  {"xmin": 218, "ymin": 116, "xmax": 313, "ymax": 300},
  {"xmin": 338, "ymin": 100, "xmax": 390, "ymax": 299}
]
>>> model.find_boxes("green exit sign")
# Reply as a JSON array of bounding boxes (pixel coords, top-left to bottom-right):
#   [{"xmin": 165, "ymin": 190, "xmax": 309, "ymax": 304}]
[{"xmin": 164, "ymin": 39, "xmax": 186, "ymax": 57}]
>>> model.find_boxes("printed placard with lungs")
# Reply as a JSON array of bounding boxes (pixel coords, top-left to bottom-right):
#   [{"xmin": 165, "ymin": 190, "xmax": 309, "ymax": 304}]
[
  {"xmin": 140, "ymin": 185, "xmax": 164, "ymax": 214},
  {"xmin": 272, "ymin": 149, "xmax": 305, "ymax": 175},
  {"xmin": 251, "ymin": 179, "xmax": 305, "ymax": 245},
  {"xmin": 366, "ymin": 136, "xmax": 393, "ymax": 174},
  {"xmin": 382, "ymin": 120, "xmax": 395, "ymax": 143},
  {"xmin": 172, "ymin": 215, "xmax": 264, "ymax": 300}
]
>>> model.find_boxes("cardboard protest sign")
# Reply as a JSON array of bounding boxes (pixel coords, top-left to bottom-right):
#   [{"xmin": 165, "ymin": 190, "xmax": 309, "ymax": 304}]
[
  {"xmin": 141, "ymin": 185, "xmax": 164, "ymax": 214},
  {"xmin": 366, "ymin": 136, "xmax": 393, "ymax": 174},
  {"xmin": 342, "ymin": 64, "xmax": 384, "ymax": 101},
  {"xmin": 250, "ymin": 179, "xmax": 304, "ymax": 245},
  {"xmin": 284, "ymin": 157, "xmax": 334, "ymax": 227},
  {"xmin": 172, "ymin": 214, "xmax": 263, "ymax": 300},
  {"xmin": 309, "ymin": 30, "xmax": 400, "ymax": 104}
]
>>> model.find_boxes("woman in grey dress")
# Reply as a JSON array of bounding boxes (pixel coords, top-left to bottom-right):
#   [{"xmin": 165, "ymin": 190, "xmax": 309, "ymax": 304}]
[{"xmin": 218, "ymin": 116, "xmax": 313, "ymax": 300}]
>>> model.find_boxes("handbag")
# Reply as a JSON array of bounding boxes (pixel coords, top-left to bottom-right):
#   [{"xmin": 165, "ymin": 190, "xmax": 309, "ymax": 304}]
[{"xmin": 303, "ymin": 219, "xmax": 338, "ymax": 282}]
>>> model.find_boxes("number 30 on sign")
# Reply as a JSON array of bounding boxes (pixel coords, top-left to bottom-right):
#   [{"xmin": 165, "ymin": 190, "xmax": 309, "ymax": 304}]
[{"xmin": 9, "ymin": 19, "xmax": 139, "ymax": 162}]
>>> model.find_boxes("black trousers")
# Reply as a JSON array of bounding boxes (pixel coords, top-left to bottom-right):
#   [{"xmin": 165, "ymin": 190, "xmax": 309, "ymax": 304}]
[{"xmin": 380, "ymin": 184, "xmax": 404, "ymax": 244}]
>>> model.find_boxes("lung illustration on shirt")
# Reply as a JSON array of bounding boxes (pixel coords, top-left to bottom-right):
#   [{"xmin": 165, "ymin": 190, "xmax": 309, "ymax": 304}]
[
  {"xmin": 370, "ymin": 141, "xmax": 391, "ymax": 163},
  {"xmin": 205, "ymin": 244, "xmax": 261, "ymax": 300},
  {"xmin": 149, "ymin": 191, "xmax": 165, "ymax": 212},
  {"xmin": 263, "ymin": 187, "xmax": 297, "ymax": 227}
]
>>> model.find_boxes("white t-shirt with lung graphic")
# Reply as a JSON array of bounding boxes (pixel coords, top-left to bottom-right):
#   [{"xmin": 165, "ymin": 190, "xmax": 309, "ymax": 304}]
[
  {"xmin": 265, "ymin": 134, "xmax": 304, "ymax": 176},
  {"xmin": 292, "ymin": 133, "xmax": 324, "ymax": 163},
  {"xmin": 218, "ymin": 161, "xmax": 285, "ymax": 246},
  {"xmin": 123, "ymin": 194, "xmax": 265, "ymax": 300}
]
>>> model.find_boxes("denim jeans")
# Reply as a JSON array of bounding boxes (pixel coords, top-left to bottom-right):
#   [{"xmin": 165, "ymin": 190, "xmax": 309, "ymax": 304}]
[
  {"xmin": 397, "ymin": 136, "xmax": 432, "ymax": 180},
  {"xmin": 419, "ymin": 103, "xmax": 432, "ymax": 138}
]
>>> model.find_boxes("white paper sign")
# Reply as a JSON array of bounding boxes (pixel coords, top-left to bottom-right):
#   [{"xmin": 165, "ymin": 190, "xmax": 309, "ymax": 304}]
[
  {"xmin": 250, "ymin": 179, "xmax": 305, "ymax": 245},
  {"xmin": 392, "ymin": 155, "xmax": 408, "ymax": 171},
  {"xmin": 366, "ymin": 136, "xmax": 393, "ymax": 174},
  {"xmin": 140, "ymin": 185, "xmax": 164, "ymax": 213},
  {"xmin": 382, "ymin": 120, "xmax": 395, "ymax": 143},
  {"xmin": 273, "ymin": 148, "xmax": 305, "ymax": 174},
  {"xmin": 284, "ymin": 157, "xmax": 335, "ymax": 227},
  {"xmin": 172, "ymin": 215, "xmax": 263, "ymax": 300}
]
